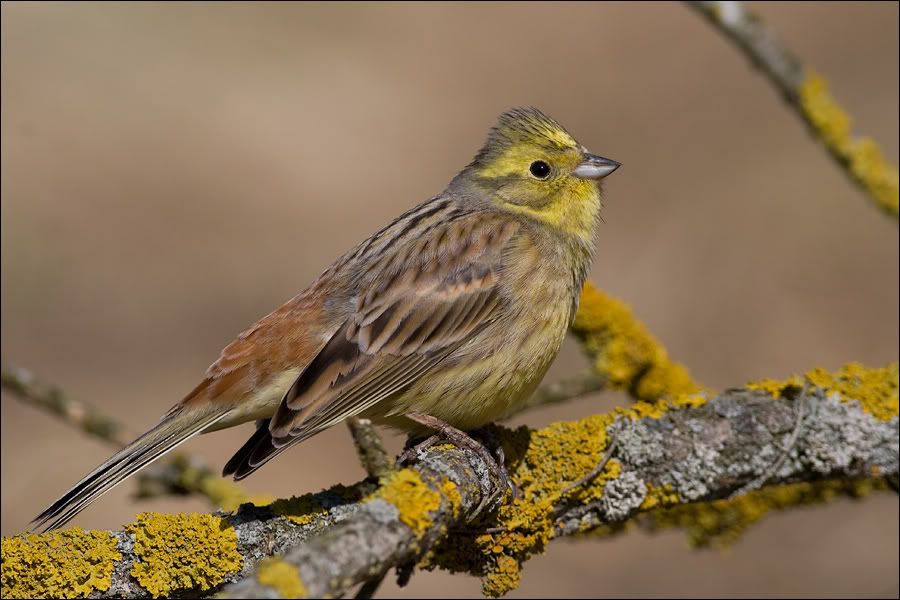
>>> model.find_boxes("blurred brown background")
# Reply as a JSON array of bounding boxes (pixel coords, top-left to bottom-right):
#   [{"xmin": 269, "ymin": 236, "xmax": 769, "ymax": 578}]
[{"xmin": 2, "ymin": 2, "xmax": 898, "ymax": 597}]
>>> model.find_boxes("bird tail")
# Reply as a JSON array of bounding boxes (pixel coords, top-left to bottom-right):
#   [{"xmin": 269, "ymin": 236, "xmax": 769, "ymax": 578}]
[{"xmin": 32, "ymin": 406, "xmax": 231, "ymax": 532}]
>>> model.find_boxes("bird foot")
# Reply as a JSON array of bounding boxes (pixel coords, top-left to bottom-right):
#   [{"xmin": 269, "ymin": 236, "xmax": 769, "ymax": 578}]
[{"xmin": 403, "ymin": 412, "xmax": 515, "ymax": 519}]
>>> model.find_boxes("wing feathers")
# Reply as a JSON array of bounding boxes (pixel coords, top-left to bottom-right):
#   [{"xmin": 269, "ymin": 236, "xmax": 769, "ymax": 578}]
[{"xmin": 223, "ymin": 211, "xmax": 521, "ymax": 479}]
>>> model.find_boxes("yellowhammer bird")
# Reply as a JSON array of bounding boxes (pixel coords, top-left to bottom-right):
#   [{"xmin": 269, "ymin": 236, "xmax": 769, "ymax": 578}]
[{"xmin": 34, "ymin": 107, "xmax": 619, "ymax": 530}]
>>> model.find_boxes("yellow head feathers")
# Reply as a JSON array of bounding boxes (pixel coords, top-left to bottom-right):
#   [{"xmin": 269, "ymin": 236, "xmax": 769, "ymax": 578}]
[{"xmin": 459, "ymin": 108, "xmax": 619, "ymax": 240}]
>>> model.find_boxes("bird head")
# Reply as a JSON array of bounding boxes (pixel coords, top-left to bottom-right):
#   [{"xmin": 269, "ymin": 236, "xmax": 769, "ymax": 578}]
[{"xmin": 456, "ymin": 107, "xmax": 619, "ymax": 241}]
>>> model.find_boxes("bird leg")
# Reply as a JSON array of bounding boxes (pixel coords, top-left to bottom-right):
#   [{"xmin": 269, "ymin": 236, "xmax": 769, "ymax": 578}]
[
  {"xmin": 403, "ymin": 412, "xmax": 513, "ymax": 518},
  {"xmin": 397, "ymin": 433, "xmax": 442, "ymax": 466}
]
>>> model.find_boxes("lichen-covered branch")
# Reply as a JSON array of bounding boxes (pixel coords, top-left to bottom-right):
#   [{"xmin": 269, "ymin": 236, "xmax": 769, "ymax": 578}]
[
  {"xmin": 688, "ymin": 1, "xmax": 899, "ymax": 218},
  {"xmin": 1, "ymin": 359, "xmax": 251, "ymax": 512},
  {"xmin": 517, "ymin": 281, "xmax": 701, "ymax": 414},
  {"xmin": 3, "ymin": 362, "xmax": 895, "ymax": 599},
  {"xmin": 568, "ymin": 282, "xmax": 701, "ymax": 403}
]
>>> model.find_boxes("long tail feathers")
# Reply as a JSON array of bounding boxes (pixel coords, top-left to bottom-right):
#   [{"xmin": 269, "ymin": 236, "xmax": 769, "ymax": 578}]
[
  {"xmin": 222, "ymin": 418, "xmax": 312, "ymax": 481},
  {"xmin": 32, "ymin": 408, "xmax": 230, "ymax": 532}
]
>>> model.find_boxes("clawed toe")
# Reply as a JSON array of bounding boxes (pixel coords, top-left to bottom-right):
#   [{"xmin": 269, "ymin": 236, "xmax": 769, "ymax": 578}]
[{"xmin": 404, "ymin": 413, "xmax": 515, "ymax": 520}]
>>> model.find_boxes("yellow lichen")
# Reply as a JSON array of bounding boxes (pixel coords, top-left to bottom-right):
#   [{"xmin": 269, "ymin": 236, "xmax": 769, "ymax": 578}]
[
  {"xmin": 746, "ymin": 375, "xmax": 804, "ymax": 399},
  {"xmin": 1, "ymin": 528, "xmax": 121, "ymax": 599},
  {"xmin": 749, "ymin": 362, "xmax": 899, "ymax": 421},
  {"xmin": 642, "ymin": 478, "xmax": 886, "ymax": 548},
  {"xmin": 195, "ymin": 476, "xmax": 252, "ymax": 513},
  {"xmin": 428, "ymin": 414, "xmax": 624, "ymax": 597},
  {"xmin": 268, "ymin": 483, "xmax": 363, "ymax": 526},
  {"xmin": 269, "ymin": 494, "xmax": 327, "ymax": 526},
  {"xmin": 429, "ymin": 361, "xmax": 892, "ymax": 596},
  {"xmin": 127, "ymin": 512, "xmax": 242, "ymax": 598},
  {"xmin": 481, "ymin": 555, "xmax": 521, "ymax": 599},
  {"xmin": 800, "ymin": 71, "xmax": 899, "ymax": 217},
  {"xmin": 369, "ymin": 470, "xmax": 442, "ymax": 535},
  {"xmin": 572, "ymin": 282, "xmax": 701, "ymax": 402},
  {"xmin": 255, "ymin": 557, "xmax": 307, "ymax": 598},
  {"xmin": 640, "ymin": 483, "xmax": 681, "ymax": 511},
  {"xmin": 805, "ymin": 362, "xmax": 899, "ymax": 421},
  {"xmin": 440, "ymin": 479, "xmax": 463, "ymax": 518}
]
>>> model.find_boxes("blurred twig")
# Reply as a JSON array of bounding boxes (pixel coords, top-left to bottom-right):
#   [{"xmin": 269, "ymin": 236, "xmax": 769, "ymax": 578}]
[
  {"xmin": 1, "ymin": 359, "xmax": 250, "ymax": 511},
  {"xmin": 1, "ymin": 361, "xmax": 134, "ymax": 446},
  {"xmin": 520, "ymin": 371, "xmax": 607, "ymax": 412},
  {"xmin": 688, "ymin": 1, "xmax": 899, "ymax": 218}
]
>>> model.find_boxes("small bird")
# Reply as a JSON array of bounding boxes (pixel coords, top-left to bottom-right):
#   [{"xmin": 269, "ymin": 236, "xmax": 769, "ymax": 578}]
[{"xmin": 34, "ymin": 107, "xmax": 619, "ymax": 530}]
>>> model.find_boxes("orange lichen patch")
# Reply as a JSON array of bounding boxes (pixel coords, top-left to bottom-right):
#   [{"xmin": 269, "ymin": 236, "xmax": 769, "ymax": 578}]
[
  {"xmin": 747, "ymin": 376, "xmax": 804, "ymax": 399},
  {"xmin": 481, "ymin": 555, "xmax": 521, "ymax": 599},
  {"xmin": 255, "ymin": 557, "xmax": 307, "ymax": 598},
  {"xmin": 427, "ymin": 361, "xmax": 893, "ymax": 596},
  {"xmin": 1, "ymin": 528, "xmax": 121, "ymax": 599},
  {"xmin": 572, "ymin": 282, "xmax": 701, "ymax": 402},
  {"xmin": 126, "ymin": 512, "xmax": 242, "ymax": 598}
]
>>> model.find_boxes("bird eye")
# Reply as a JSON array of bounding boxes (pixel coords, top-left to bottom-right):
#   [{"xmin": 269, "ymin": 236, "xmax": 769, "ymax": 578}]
[{"xmin": 529, "ymin": 160, "xmax": 551, "ymax": 180}]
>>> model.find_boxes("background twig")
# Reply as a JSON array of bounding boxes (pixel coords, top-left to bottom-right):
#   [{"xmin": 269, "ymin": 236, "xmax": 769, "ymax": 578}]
[
  {"xmin": 0, "ymin": 360, "xmax": 251, "ymax": 511},
  {"xmin": 688, "ymin": 0, "xmax": 899, "ymax": 218}
]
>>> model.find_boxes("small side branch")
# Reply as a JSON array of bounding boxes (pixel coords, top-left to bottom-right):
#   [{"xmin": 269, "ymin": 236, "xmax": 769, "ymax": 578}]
[{"xmin": 347, "ymin": 417, "xmax": 394, "ymax": 479}]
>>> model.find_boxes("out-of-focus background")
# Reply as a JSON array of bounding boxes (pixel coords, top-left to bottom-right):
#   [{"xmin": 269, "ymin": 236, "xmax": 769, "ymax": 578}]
[{"xmin": 2, "ymin": 2, "xmax": 897, "ymax": 597}]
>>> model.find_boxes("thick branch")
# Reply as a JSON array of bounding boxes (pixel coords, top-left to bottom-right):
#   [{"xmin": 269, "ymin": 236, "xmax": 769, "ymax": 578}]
[
  {"xmin": 3, "ymin": 364, "xmax": 895, "ymax": 599},
  {"xmin": 688, "ymin": 1, "xmax": 899, "ymax": 218}
]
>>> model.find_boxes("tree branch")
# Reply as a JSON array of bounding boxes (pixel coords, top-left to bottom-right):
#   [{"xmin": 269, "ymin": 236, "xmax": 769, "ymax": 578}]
[
  {"xmin": 568, "ymin": 282, "xmax": 702, "ymax": 403},
  {"xmin": 687, "ymin": 1, "xmax": 899, "ymax": 218},
  {"xmin": 3, "ymin": 363, "xmax": 895, "ymax": 599}
]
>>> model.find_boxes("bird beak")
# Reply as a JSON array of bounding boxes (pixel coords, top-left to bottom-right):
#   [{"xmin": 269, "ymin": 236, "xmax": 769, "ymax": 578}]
[{"xmin": 572, "ymin": 153, "xmax": 621, "ymax": 180}]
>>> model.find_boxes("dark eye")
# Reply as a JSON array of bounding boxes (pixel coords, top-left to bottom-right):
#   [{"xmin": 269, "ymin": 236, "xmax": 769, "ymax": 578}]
[{"xmin": 529, "ymin": 160, "xmax": 551, "ymax": 179}]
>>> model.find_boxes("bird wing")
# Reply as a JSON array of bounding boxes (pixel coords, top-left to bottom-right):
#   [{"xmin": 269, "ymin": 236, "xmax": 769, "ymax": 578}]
[{"xmin": 224, "ymin": 211, "xmax": 521, "ymax": 478}]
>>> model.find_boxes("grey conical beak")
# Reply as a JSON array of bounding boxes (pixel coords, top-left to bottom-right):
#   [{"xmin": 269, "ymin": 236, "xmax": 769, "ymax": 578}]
[{"xmin": 573, "ymin": 153, "xmax": 621, "ymax": 179}]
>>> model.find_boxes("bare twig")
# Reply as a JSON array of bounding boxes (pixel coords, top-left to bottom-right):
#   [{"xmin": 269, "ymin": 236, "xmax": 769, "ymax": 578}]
[{"xmin": 688, "ymin": 1, "xmax": 899, "ymax": 218}]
